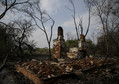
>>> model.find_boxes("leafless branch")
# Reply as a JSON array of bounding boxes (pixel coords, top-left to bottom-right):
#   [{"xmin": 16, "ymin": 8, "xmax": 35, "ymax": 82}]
[
  {"xmin": 0, "ymin": 0, "xmax": 30, "ymax": 20},
  {"xmin": 78, "ymin": 17, "xmax": 83, "ymax": 34},
  {"xmin": 85, "ymin": 6, "xmax": 91, "ymax": 37},
  {"xmin": 67, "ymin": 0, "xmax": 92, "ymax": 40},
  {"xmin": 20, "ymin": 0, "xmax": 55, "ymax": 58},
  {"xmin": 67, "ymin": 0, "xmax": 80, "ymax": 40}
]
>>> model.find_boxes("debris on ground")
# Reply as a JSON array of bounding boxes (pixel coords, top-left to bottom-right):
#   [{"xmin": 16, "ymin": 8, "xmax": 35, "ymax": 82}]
[{"xmin": 15, "ymin": 58, "xmax": 119, "ymax": 84}]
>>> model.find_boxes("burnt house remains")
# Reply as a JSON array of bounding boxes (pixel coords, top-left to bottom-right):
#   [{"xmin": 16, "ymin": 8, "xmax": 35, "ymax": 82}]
[
  {"xmin": 52, "ymin": 26, "xmax": 66, "ymax": 59},
  {"xmin": 52, "ymin": 27, "xmax": 87, "ymax": 59}
]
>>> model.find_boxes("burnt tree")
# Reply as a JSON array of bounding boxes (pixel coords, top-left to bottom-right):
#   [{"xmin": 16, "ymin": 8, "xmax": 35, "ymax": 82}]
[{"xmin": 20, "ymin": 0, "xmax": 55, "ymax": 59}]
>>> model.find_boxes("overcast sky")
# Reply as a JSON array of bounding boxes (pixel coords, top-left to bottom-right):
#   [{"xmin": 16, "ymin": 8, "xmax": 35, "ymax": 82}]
[{"xmin": 1, "ymin": 0, "xmax": 99, "ymax": 48}]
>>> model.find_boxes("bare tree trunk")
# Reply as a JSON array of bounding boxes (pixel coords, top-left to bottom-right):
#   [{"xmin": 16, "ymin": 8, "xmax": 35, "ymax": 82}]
[
  {"xmin": 48, "ymin": 42, "xmax": 51, "ymax": 59},
  {"xmin": 19, "ymin": 46, "xmax": 24, "ymax": 62},
  {"xmin": 102, "ymin": 34, "xmax": 109, "ymax": 66}
]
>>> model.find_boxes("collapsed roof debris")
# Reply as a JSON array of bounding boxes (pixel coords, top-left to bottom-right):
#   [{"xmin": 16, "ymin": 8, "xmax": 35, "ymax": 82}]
[{"xmin": 16, "ymin": 58, "xmax": 119, "ymax": 84}]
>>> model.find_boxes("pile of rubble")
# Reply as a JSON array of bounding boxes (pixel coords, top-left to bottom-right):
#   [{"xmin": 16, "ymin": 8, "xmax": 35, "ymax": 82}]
[
  {"xmin": 22, "ymin": 60, "xmax": 66, "ymax": 79},
  {"xmin": 19, "ymin": 58, "xmax": 118, "ymax": 80}
]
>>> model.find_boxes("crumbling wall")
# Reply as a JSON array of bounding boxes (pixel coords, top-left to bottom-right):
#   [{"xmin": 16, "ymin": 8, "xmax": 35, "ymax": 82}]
[
  {"xmin": 67, "ymin": 47, "xmax": 78, "ymax": 59},
  {"xmin": 78, "ymin": 34, "xmax": 86, "ymax": 50},
  {"xmin": 78, "ymin": 34, "xmax": 87, "ymax": 58},
  {"xmin": 52, "ymin": 26, "xmax": 65, "ymax": 59},
  {"xmin": 67, "ymin": 34, "xmax": 87, "ymax": 59}
]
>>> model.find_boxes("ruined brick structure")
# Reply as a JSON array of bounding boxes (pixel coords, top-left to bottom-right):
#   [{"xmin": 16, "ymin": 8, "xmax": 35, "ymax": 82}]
[
  {"xmin": 67, "ymin": 47, "xmax": 79, "ymax": 59},
  {"xmin": 52, "ymin": 26, "xmax": 65, "ymax": 59},
  {"xmin": 78, "ymin": 34, "xmax": 86, "ymax": 58},
  {"xmin": 67, "ymin": 34, "xmax": 87, "ymax": 58},
  {"xmin": 78, "ymin": 34, "xmax": 86, "ymax": 50},
  {"xmin": 52, "ymin": 28, "xmax": 86, "ymax": 59}
]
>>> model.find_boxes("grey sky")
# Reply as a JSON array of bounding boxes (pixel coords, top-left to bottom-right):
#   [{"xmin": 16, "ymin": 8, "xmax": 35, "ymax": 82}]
[{"xmin": 1, "ymin": 0, "xmax": 99, "ymax": 48}]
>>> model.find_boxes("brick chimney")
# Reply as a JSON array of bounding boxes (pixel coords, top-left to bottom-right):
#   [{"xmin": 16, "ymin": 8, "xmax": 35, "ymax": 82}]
[{"xmin": 52, "ymin": 26, "xmax": 65, "ymax": 59}]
